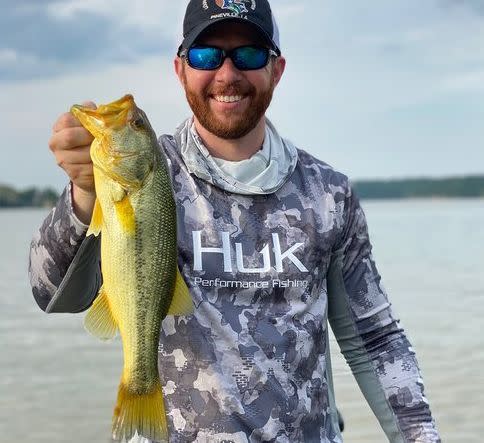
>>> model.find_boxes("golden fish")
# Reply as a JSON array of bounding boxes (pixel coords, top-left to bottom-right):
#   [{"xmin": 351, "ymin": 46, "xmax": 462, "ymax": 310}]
[{"xmin": 71, "ymin": 94, "xmax": 193, "ymax": 442}]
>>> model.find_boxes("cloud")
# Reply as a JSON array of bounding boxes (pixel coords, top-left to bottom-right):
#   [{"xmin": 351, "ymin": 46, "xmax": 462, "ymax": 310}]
[
  {"xmin": 46, "ymin": 0, "xmax": 185, "ymax": 33},
  {"xmin": 0, "ymin": 53, "xmax": 188, "ymax": 190},
  {"xmin": 440, "ymin": 0, "xmax": 484, "ymax": 14},
  {"xmin": 1, "ymin": 0, "xmax": 483, "ymax": 188},
  {"xmin": 1, "ymin": 0, "xmax": 310, "ymax": 83},
  {"xmin": 0, "ymin": 49, "xmax": 21, "ymax": 65},
  {"xmin": 0, "ymin": 1, "xmax": 185, "ymax": 82},
  {"xmin": 47, "ymin": 0, "xmax": 120, "ymax": 19},
  {"xmin": 441, "ymin": 70, "xmax": 484, "ymax": 92}
]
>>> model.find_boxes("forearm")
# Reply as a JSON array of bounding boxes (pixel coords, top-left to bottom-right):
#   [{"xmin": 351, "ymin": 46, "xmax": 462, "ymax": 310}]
[
  {"xmin": 359, "ymin": 323, "xmax": 438, "ymax": 441},
  {"xmin": 72, "ymin": 183, "xmax": 96, "ymax": 224},
  {"xmin": 328, "ymin": 252, "xmax": 440, "ymax": 442},
  {"xmin": 328, "ymin": 183, "xmax": 440, "ymax": 442},
  {"xmin": 29, "ymin": 182, "xmax": 101, "ymax": 313}
]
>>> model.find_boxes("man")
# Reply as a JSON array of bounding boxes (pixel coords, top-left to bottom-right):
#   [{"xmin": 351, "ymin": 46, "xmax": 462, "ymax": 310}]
[{"xmin": 29, "ymin": 0, "xmax": 441, "ymax": 441}]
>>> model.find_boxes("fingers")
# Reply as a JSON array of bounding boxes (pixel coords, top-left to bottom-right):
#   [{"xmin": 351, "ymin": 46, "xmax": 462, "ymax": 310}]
[
  {"xmin": 61, "ymin": 161, "xmax": 95, "ymax": 194},
  {"xmin": 81, "ymin": 100, "xmax": 97, "ymax": 109},
  {"xmin": 54, "ymin": 145, "xmax": 92, "ymax": 166},
  {"xmin": 53, "ymin": 112, "xmax": 83, "ymax": 132},
  {"xmin": 49, "ymin": 127, "xmax": 94, "ymax": 152},
  {"xmin": 65, "ymin": 163, "xmax": 94, "ymax": 181},
  {"xmin": 49, "ymin": 100, "xmax": 98, "ymax": 195},
  {"xmin": 52, "ymin": 100, "xmax": 97, "ymax": 132},
  {"xmin": 67, "ymin": 166, "xmax": 96, "ymax": 194}
]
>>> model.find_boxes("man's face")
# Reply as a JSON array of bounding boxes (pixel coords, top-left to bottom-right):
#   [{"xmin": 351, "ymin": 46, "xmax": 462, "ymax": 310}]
[{"xmin": 175, "ymin": 22, "xmax": 285, "ymax": 140}]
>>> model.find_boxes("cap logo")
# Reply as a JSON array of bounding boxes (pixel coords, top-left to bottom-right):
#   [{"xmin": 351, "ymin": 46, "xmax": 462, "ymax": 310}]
[{"xmin": 215, "ymin": 0, "xmax": 255, "ymax": 15}]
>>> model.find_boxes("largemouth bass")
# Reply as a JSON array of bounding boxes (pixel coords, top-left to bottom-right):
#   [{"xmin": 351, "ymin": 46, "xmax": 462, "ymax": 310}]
[{"xmin": 71, "ymin": 94, "xmax": 193, "ymax": 442}]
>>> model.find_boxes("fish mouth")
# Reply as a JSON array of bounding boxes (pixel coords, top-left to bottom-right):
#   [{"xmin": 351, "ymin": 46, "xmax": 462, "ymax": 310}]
[{"xmin": 71, "ymin": 94, "xmax": 136, "ymax": 137}]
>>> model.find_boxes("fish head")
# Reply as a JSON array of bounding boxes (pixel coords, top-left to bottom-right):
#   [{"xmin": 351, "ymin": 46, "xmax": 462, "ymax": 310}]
[{"xmin": 71, "ymin": 94, "xmax": 158, "ymax": 190}]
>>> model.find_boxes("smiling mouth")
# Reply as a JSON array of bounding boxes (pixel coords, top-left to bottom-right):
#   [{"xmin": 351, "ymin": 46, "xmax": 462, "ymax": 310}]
[{"xmin": 212, "ymin": 95, "xmax": 245, "ymax": 103}]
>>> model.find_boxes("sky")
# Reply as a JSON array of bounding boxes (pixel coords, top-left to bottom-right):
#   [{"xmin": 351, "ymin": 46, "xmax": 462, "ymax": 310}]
[{"xmin": 1, "ymin": 0, "xmax": 483, "ymax": 191}]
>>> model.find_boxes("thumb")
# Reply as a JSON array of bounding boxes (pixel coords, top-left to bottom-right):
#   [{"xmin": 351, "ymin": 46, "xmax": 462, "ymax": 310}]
[{"xmin": 81, "ymin": 100, "xmax": 97, "ymax": 109}]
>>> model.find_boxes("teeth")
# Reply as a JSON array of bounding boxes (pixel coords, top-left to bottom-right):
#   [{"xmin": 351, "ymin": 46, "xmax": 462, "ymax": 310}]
[{"xmin": 214, "ymin": 95, "xmax": 243, "ymax": 103}]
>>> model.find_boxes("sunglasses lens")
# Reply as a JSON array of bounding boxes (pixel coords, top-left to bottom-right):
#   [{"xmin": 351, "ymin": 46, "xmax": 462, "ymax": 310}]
[
  {"xmin": 232, "ymin": 46, "xmax": 269, "ymax": 70},
  {"xmin": 186, "ymin": 46, "xmax": 271, "ymax": 71},
  {"xmin": 188, "ymin": 47, "xmax": 222, "ymax": 70}
]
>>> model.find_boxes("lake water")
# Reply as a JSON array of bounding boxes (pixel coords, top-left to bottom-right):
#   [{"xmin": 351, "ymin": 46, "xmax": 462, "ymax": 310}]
[{"xmin": 0, "ymin": 199, "xmax": 482, "ymax": 442}]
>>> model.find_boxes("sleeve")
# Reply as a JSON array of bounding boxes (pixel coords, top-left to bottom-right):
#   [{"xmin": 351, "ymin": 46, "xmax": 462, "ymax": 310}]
[
  {"xmin": 28, "ymin": 182, "xmax": 101, "ymax": 313},
  {"xmin": 326, "ymin": 183, "xmax": 441, "ymax": 442}
]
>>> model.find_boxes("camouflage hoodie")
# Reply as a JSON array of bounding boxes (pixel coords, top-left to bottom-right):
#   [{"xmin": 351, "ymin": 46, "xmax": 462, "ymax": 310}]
[{"xmin": 29, "ymin": 120, "xmax": 441, "ymax": 443}]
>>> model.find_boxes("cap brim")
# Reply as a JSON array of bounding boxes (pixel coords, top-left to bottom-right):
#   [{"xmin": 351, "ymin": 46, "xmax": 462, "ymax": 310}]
[{"xmin": 179, "ymin": 17, "xmax": 279, "ymax": 55}]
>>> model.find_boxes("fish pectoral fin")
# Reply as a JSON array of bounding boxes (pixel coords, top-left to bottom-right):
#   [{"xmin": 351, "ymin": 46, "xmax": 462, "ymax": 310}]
[
  {"xmin": 86, "ymin": 198, "xmax": 103, "ymax": 237},
  {"xmin": 113, "ymin": 194, "xmax": 136, "ymax": 234},
  {"xmin": 84, "ymin": 285, "xmax": 118, "ymax": 340},
  {"xmin": 167, "ymin": 268, "xmax": 194, "ymax": 316},
  {"xmin": 110, "ymin": 181, "xmax": 127, "ymax": 202}
]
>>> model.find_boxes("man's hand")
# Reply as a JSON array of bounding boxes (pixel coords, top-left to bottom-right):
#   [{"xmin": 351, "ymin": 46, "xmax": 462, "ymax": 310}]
[{"xmin": 49, "ymin": 101, "xmax": 97, "ymax": 224}]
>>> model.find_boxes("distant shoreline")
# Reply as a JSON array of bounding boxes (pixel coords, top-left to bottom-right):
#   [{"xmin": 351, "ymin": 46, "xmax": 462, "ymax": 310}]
[
  {"xmin": 1, "ymin": 175, "xmax": 484, "ymax": 207},
  {"xmin": 352, "ymin": 175, "xmax": 484, "ymax": 200},
  {"xmin": 0, "ymin": 185, "xmax": 58, "ymax": 208}
]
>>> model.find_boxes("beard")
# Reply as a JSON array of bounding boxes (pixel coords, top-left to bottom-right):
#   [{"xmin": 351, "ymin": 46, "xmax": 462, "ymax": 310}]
[{"xmin": 182, "ymin": 70, "xmax": 275, "ymax": 140}]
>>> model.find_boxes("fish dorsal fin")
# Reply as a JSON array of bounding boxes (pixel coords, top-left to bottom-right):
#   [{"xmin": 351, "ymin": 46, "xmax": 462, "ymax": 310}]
[
  {"xmin": 167, "ymin": 268, "xmax": 194, "ymax": 316},
  {"xmin": 86, "ymin": 198, "xmax": 103, "ymax": 237},
  {"xmin": 84, "ymin": 286, "xmax": 118, "ymax": 340},
  {"xmin": 114, "ymin": 194, "xmax": 136, "ymax": 234}
]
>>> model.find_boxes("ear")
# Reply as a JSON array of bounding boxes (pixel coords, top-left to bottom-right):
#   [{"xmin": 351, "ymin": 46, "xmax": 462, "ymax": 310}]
[
  {"xmin": 174, "ymin": 56, "xmax": 185, "ymax": 85},
  {"xmin": 272, "ymin": 56, "xmax": 286, "ymax": 87}
]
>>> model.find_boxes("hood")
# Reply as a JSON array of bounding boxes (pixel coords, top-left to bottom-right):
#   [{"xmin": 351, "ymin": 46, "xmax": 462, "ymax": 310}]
[{"xmin": 173, "ymin": 118, "xmax": 298, "ymax": 195}]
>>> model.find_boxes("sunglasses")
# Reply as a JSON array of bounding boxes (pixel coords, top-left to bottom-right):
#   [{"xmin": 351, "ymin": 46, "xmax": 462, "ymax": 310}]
[{"xmin": 179, "ymin": 45, "xmax": 278, "ymax": 71}]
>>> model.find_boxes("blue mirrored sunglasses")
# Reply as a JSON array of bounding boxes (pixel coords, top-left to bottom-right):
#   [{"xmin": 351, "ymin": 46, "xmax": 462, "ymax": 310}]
[{"xmin": 179, "ymin": 45, "xmax": 278, "ymax": 71}]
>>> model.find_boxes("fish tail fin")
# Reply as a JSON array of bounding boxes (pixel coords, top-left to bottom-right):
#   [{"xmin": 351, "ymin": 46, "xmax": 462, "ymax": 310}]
[{"xmin": 112, "ymin": 379, "xmax": 168, "ymax": 443}]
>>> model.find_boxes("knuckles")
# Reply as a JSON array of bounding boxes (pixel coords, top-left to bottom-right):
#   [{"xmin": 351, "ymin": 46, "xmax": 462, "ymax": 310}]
[
  {"xmin": 55, "ymin": 156, "xmax": 65, "ymax": 168},
  {"xmin": 56, "ymin": 112, "xmax": 76, "ymax": 130},
  {"xmin": 49, "ymin": 107, "xmax": 95, "ymax": 187},
  {"xmin": 62, "ymin": 129, "xmax": 78, "ymax": 149},
  {"xmin": 69, "ymin": 165, "xmax": 81, "ymax": 180},
  {"xmin": 48, "ymin": 135, "xmax": 56, "ymax": 152}
]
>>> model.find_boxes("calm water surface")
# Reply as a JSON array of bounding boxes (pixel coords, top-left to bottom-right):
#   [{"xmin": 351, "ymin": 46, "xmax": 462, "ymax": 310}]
[{"xmin": 0, "ymin": 199, "xmax": 483, "ymax": 442}]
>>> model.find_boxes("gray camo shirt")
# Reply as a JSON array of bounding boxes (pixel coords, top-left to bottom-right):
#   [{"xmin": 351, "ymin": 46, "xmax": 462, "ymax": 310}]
[{"xmin": 29, "ymin": 125, "xmax": 441, "ymax": 443}]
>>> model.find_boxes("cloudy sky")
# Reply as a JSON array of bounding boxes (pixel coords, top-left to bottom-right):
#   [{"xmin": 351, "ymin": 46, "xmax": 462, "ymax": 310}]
[{"xmin": 1, "ymin": 0, "xmax": 483, "ymax": 191}]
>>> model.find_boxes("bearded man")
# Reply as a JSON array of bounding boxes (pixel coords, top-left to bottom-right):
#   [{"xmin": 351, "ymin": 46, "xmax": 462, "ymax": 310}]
[{"xmin": 29, "ymin": 0, "xmax": 441, "ymax": 441}]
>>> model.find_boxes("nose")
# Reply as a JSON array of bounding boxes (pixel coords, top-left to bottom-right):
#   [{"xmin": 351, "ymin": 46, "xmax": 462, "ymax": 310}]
[{"xmin": 214, "ymin": 56, "xmax": 243, "ymax": 83}]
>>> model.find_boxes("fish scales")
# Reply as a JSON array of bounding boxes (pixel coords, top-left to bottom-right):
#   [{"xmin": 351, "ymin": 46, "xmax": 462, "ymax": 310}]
[
  {"xmin": 105, "ymin": 168, "xmax": 173, "ymax": 388},
  {"xmin": 70, "ymin": 94, "xmax": 193, "ymax": 442}
]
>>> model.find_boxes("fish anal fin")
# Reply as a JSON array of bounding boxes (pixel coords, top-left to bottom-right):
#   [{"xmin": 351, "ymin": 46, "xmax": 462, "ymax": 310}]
[
  {"xmin": 86, "ymin": 198, "xmax": 103, "ymax": 237},
  {"xmin": 84, "ymin": 286, "xmax": 118, "ymax": 340},
  {"xmin": 167, "ymin": 268, "xmax": 194, "ymax": 316},
  {"xmin": 114, "ymin": 195, "xmax": 135, "ymax": 234}
]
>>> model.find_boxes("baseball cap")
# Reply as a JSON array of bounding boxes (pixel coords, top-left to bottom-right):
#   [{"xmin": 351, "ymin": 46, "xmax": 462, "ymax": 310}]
[{"xmin": 178, "ymin": 0, "xmax": 281, "ymax": 55}]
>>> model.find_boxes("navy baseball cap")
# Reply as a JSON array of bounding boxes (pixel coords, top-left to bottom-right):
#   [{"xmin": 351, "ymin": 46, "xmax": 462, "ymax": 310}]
[{"xmin": 178, "ymin": 0, "xmax": 281, "ymax": 55}]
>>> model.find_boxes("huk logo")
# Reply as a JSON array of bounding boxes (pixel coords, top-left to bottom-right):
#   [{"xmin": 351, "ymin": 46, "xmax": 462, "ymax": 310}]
[
  {"xmin": 215, "ymin": 0, "xmax": 255, "ymax": 15},
  {"xmin": 192, "ymin": 231, "xmax": 309, "ymax": 274}
]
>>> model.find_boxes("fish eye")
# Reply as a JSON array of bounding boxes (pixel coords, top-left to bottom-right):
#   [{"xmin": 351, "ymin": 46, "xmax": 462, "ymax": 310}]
[{"xmin": 130, "ymin": 116, "xmax": 145, "ymax": 130}]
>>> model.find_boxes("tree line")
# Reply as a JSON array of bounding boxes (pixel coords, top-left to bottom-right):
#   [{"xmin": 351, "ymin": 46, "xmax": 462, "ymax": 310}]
[
  {"xmin": 0, "ymin": 184, "xmax": 58, "ymax": 208},
  {"xmin": 1, "ymin": 175, "xmax": 484, "ymax": 207},
  {"xmin": 352, "ymin": 175, "xmax": 484, "ymax": 199}
]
